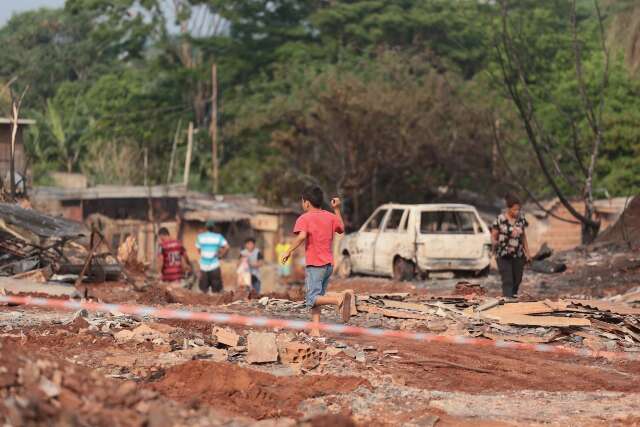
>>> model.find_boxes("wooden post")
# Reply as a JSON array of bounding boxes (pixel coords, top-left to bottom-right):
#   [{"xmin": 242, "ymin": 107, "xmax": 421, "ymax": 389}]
[
  {"xmin": 183, "ymin": 121, "xmax": 194, "ymax": 187},
  {"xmin": 210, "ymin": 63, "xmax": 219, "ymax": 194},
  {"xmin": 143, "ymin": 147, "xmax": 148, "ymax": 187},
  {"xmin": 167, "ymin": 119, "xmax": 182, "ymax": 184},
  {"xmin": 9, "ymin": 102, "xmax": 18, "ymax": 198},
  {"xmin": 492, "ymin": 119, "xmax": 500, "ymax": 179},
  {"xmin": 8, "ymin": 84, "xmax": 28, "ymax": 199}
]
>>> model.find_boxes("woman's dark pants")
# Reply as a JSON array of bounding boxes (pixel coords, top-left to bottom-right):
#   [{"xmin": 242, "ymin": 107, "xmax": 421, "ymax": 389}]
[{"xmin": 497, "ymin": 257, "xmax": 526, "ymax": 297}]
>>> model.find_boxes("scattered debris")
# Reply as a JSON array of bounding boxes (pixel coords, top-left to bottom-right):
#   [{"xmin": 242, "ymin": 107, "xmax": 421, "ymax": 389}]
[
  {"xmin": 0, "ymin": 203, "xmax": 126, "ymax": 284},
  {"xmin": 531, "ymin": 259, "xmax": 567, "ymax": 274},
  {"xmin": 454, "ymin": 281, "xmax": 486, "ymax": 297},
  {"xmin": 533, "ymin": 243, "xmax": 553, "ymax": 261}
]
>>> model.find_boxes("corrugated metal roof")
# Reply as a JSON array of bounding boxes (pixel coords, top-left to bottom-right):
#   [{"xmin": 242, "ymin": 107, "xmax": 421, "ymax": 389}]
[
  {"xmin": 31, "ymin": 185, "xmax": 298, "ymax": 223},
  {"xmin": 32, "ymin": 184, "xmax": 188, "ymax": 201},
  {"xmin": 182, "ymin": 209, "xmax": 251, "ymax": 222}
]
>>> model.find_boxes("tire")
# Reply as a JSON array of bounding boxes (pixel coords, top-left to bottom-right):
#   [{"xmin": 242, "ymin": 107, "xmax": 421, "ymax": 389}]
[
  {"xmin": 393, "ymin": 257, "xmax": 415, "ymax": 282},
  {"xmin": 475, "ymin": 265, "xmax": 490, "ymax": 277},
  {"xmin": 336, "ymin": 253, "xmax": 353, "ymax": 278}
]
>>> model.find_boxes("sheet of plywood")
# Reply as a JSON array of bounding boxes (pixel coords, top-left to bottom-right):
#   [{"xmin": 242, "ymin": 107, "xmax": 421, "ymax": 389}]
[{"xmin": 481, "ymin": 300, "xmax": 569, "ymax": 322}]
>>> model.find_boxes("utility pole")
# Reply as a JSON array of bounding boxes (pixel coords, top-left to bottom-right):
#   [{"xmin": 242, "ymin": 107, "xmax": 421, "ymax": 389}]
[
  {"xmin": 209, "ymin": 63, "xmax": 219, "ymax": 194},
  {"xmin": 183, "ymin": 121, "xmax": 194, "ymax": 188}
]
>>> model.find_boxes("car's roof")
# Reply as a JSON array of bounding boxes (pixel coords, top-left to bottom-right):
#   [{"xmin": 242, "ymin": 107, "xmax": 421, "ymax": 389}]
[{"xmin": 377, "ymin": 203, "xmax": 478, "ymax": 210}]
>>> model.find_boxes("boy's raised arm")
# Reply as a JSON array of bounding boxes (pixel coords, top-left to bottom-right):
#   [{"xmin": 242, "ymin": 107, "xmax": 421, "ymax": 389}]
[{"xmin": 331, "ymin": 197, "xmax": 345, "ymax": 234}]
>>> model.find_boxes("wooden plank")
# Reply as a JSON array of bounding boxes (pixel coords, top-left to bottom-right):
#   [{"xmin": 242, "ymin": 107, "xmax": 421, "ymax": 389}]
[
  {"xmin": 482, "ymin": 331, "xmax": 561, "ymax": 344},
  {"xmin": 369, "ymin": 293, "xmax": 409, "ymax": 300},
  {"xmin": 476, "ymin": 298, "xmax": 501, "ymax": 312},
  {"xmin": 620, "ymin": 291, "xmax": 640, "ymax": 304},
  {"xmin": 357, "ymin": 304, "xmax": 429, "ymax": 320},
  {"xmin": 569, "ymin": 300, "xmax": 640, "ymax": 316},
  {"xmin": 590, "ymin": 319, "xmax": 640, "ymax": 343},
  {"xmin": 490, "ymin": 314, "xmax": 590, "ymax": 327},
  {"xmin": 382, "ymin": 299, "xmax": 433, "ymax": 313}
]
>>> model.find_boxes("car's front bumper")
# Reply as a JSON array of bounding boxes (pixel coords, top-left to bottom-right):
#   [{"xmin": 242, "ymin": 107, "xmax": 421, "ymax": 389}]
[{"xmin": 418, "ymin": 256, "xmax": 490, "ymax": 272}]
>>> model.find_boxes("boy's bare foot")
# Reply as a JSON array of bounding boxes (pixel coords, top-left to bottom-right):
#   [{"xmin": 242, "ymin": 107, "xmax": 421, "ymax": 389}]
[
  {"xmin": 310, "ymin": 329, "xmax": 321, "ymax": 337},
  {"xmin": 339, "ymin": 292, "xmax": 352, "ymax": 323}
]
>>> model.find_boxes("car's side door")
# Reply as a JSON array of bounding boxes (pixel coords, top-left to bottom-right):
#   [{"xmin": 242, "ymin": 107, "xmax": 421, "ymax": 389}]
[
  {"xmin": 352, "ymin": 208, "xmax": 388, "ymax": 273},
  {"xmin": 373, "ymin": 208, "xmax": 409, "ymax": 276}
]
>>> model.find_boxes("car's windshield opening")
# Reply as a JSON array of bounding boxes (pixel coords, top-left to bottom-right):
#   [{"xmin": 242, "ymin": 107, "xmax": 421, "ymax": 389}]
[{"xmin": 420, "ymin": 211, "xmax": 480, "ymax": 234}]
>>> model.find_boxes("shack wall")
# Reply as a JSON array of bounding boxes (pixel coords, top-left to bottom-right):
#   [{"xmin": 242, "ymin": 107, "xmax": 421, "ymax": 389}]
[
  {"xmin": 0, "ymin": 124, "xmax": 26, "ymax": 180},
  {"xmin": 526, "ymin": 202, "xmax": 620, "ymax": 253}
]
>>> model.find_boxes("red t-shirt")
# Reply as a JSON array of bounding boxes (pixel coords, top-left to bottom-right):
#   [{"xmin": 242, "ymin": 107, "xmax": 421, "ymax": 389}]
[
  {"xmin": 159, "ymin": 239, "xmax": 185, "ymax": 281},
  {"xmin": 293, "ymin": 210, "xmax": 344, "ymax": 267}
]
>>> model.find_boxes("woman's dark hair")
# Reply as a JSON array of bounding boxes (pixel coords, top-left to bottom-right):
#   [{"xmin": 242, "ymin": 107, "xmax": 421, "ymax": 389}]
[
  {"xmin": 158, "ymin": 227, "xmax": 170, "ymax": 236},
  {"xmin": 301, "ymin": 185, "xmax": 324, "ymax": 208},
  {"xmin": 505, "ymin": 193, "xmax": 521, "ymax": 208}
]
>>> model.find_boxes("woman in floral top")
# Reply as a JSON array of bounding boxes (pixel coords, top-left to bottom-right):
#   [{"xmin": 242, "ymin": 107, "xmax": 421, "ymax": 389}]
[{"xmin": 491, "ymin": 193, "xmax": 531, "ymax": 298}]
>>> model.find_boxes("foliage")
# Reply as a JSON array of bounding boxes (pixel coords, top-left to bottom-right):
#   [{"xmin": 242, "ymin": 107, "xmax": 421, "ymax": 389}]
[{"xmin": 0, "ymin": 0, "xmax": 637, "ymax": 227}]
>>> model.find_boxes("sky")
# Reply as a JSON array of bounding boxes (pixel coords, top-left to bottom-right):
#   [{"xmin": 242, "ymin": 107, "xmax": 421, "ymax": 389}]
[{"xmin": 0, "ymin": 0, "xmax": 65, "ymax": 26}]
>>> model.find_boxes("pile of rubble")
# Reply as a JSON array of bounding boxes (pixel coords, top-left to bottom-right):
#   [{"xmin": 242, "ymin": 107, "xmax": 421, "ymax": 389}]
[
  {"xmin": 0, "ymin": 342, "xmax": 222, "ymax": 426},
  {"xmin": 252, "ymin": 286, "xmax": 640, "ymax": 356},
  {"xmin": 0, "ymin": 203, "xmax": 122, "ymax": 286}
]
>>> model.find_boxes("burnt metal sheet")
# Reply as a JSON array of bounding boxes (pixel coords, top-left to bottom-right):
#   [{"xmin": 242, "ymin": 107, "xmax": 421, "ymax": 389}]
[{"xmin": 0, "ymin": 202, "xmax": 87, "ymax": 239}]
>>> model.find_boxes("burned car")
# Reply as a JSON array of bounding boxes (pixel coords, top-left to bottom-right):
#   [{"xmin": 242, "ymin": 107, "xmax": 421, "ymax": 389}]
[{"xmin": 337, "ymin": 203, "xmax": 491, "ymax": 280}]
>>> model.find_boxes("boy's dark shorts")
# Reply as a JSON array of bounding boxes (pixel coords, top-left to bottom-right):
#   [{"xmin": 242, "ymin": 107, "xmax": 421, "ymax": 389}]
[
  {"xmin": 199, "ymin": 268, "xmax": 223, "ymax": 293},
  {"xmin": 304, "ymin": 264, "xmax": 333, "ymax": 308}
]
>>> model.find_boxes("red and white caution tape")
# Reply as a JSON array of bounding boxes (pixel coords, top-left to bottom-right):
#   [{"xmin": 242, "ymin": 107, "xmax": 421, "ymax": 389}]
[{"xmin": 0, "ymin": 294, "xmax": 638, "ymax": 361}]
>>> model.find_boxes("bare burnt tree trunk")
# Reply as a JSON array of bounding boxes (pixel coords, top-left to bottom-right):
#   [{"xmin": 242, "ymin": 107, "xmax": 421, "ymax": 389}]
[
  {"xmin": 495, "ymin": 0, "xmax": 608, "ymax": 244},
  {"xmin": 571, "ymin": 0, "xmax": 609, "ymax": 243}
]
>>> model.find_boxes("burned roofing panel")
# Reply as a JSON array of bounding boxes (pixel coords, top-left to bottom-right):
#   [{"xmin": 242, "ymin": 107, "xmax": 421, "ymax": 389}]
[
  {"xmin": 0, "ymin": 203, "xmax": 87, "ymax": 240},
  {"xmin": 32, "ymin": 184, "xmax": 187, "ymax": 201}
]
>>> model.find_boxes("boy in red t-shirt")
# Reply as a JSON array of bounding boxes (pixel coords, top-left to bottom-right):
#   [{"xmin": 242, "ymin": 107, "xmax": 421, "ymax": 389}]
[
  {"xmin": 281, "ymin": 185, "xmax": 351, "ymax": 336},
  {"xmin": 158, "ymin": 228, "xmax": 192, "ymax": 284}
]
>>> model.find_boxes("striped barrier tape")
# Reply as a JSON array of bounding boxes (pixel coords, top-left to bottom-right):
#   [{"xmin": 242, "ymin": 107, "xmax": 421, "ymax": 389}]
[{"xmin": 0, "ymin": 294, "xmax": 638, "ymax": 361}]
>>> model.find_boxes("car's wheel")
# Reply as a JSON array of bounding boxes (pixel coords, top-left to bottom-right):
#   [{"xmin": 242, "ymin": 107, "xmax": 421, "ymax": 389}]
[
  {"xmin": 336, "ymin": 253, "xmax": 353, "ymax": 278},
  {"xmin": 393, "ymin": 257, "xmax": 415, "ymax": 282},
  {"xmin": 475, "ymin": 265, "xmax": 490, "ymax": 277}
]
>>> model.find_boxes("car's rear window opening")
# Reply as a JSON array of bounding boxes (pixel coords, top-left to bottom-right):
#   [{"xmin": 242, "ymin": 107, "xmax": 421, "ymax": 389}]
[{"xmin": 420, "ymin": 211, "xmax": 480, "ymax": 234}]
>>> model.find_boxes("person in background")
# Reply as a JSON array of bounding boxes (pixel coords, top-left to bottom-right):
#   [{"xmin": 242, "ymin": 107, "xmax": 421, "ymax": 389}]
[
  {"xmin": 157, "ymin": 227, "xmax": 191, "ymax": 284},
  {"xmin": 491, "ymin": 193, "xmax": 531, "ymax": 298},
  {"xmin": 236, "ymin": 252, "xmax": 252, "ymax": 290},
  {"xmin": 281, "ymin": 185, "xmax": 352, "ymax": 336},
  {"xmin": 239, "ymin": 237, "xmax": 263, "ymax": 294},
  {"xmin": 275, "ymin": 237, "xmax": 292, "ymax": 280},
  {"xmin": 196, "ymin": 220, "xmax": 229, "ymax": 294}
]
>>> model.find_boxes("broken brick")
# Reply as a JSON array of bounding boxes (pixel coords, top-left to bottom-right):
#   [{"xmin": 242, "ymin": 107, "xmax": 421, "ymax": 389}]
[
  {"xmin": 279, "ymin": 342, "xmax": 313, "ymax": 365},
  {"xmin": 213, "ymin": 327, "xmax": 240, "ymax": 347},
  {"xmin": 247, "ymin": 332, "xmax": 278, "ymax": 364}
]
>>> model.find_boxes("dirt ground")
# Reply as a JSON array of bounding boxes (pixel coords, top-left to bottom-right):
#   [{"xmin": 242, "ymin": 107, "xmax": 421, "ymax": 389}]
[{"xmin": 1, "ymin": 243, "xmax": 640, "ymax": 426}]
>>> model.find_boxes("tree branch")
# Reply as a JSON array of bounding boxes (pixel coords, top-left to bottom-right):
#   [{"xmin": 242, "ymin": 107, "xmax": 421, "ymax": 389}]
[
  {"xmin": 497, "ymin": 1, "xmax": 598, "ymax": 228},
  {"xmin": 491, "ymin": 119, "xmax": 580, "ymax": 224}
]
